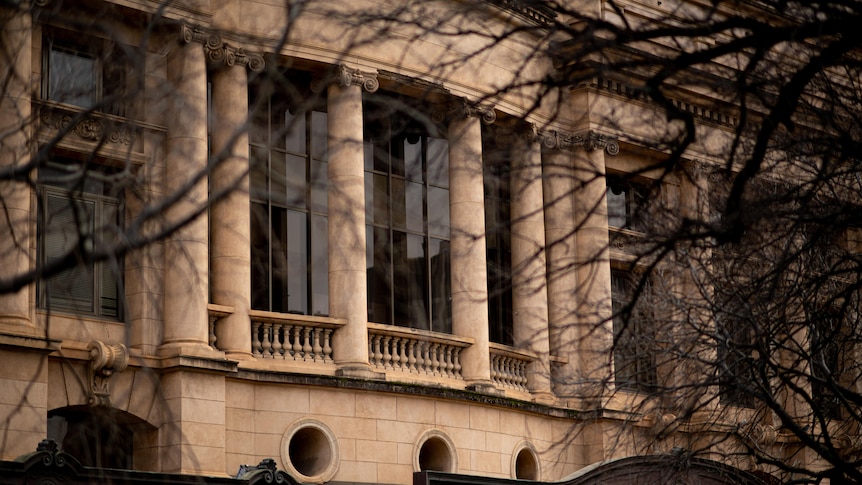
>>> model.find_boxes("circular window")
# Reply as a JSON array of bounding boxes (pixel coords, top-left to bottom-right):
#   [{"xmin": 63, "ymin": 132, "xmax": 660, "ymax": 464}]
[
  {"xmin": 512, "ymin": 442, "xmax": 540, "ymax": 480},
  {"xmin": 414, "ymin": 429, "xmax": 457, "ymax": 473},
  {"xmin": 281, "ymin": 419, "xmax": 339, "ymax": 483}
]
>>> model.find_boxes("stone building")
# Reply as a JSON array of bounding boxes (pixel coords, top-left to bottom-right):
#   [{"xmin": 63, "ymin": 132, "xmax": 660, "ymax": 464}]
[{"xmin": 0, "ymin": 0, "xmax": 822, "ymax": 484}]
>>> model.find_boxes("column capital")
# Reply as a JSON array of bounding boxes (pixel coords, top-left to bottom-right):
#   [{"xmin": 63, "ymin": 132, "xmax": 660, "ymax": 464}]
[
  {"xmin": 534, "ymin": 128, "xmax": 620, "ymax": 155},
  {"xmin": 311, "ymin": 64, "xmax": 379, "ymax": 93},
  {"xmin": 180, "ymin": 23, "xmax": 265, "ymax": 72},
  {"xmin": 434, "ymin": 99, "xmax": 496, "ymax": 125}
]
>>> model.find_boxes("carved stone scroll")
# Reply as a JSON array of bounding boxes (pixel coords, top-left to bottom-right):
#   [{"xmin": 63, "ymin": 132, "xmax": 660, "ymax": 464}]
[
  {"xmin": 40, "ymin": 107, "xmax": 134, "ymax": 145},
  {"xmin": 180, "ymin": 24, "xmax": 265, "ymax": 72},
  {"xmin": 432, "ymin": 99, "xmax": 496, "ymax": 125},
  {"xmin": 311, "ymin": 64, "xmax": 380, "ymax": 93},
  {"xmin": 534, "ymin": 129, "xmax": 619, "ymax": 155},
  {"xmin": 87, "ymin": 340, "xmax": 128, "ymax": 407}
]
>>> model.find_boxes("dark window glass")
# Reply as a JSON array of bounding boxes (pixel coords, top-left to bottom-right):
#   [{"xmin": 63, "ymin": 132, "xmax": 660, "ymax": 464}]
[
  {"xmin": 363, "ymin": 96, "xmax": 450, "ymax": 332},
  {"xmin": 606, "ymin": 177, "xmax": 647, "ymax": 231},
  {"xmin": 483, "ymin": 129, "xmax": 513, "ymax": 345},
  {"xmin": 611, "ymin": 270, "xmax": 656, "ymax": 391},
  {"xmin": 38, "ymin": 162, "xmax": 123, "ymax": 319},
  {"xmin": 715, "ymin": 293, "xmax": 756, "ymax": 407},
  {"xmin": 43, "ymin": 30, "xmax": 129, "ymax": 117},
  {"xmin": 249, "ymin": 83, "xmax": 328, "ymax": 316}
]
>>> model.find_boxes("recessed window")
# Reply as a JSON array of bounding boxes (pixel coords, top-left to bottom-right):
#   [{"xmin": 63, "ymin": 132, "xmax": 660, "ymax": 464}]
[
  {"xmin": 38, "ymin": 161, "xmax": 123, "ymax": 319},
  {"xmin": 414, "ymin": 431, "xmax": 456, "ymax": 473},
  {"xmin": 42, "ymin": 28, "xmax": 130, "ymax": 117},
  {"xmin": 514, "ymin": 446, "xmax": 539, "ymax": 480},
  {"xmin": 611, "ymin": 269, "xmax": 656, "ymax": 391},
  {"xmin": 483, "ymin": 126, "xmax": 514, "ymax": 346},
  {"xmin": 281, "ymin": 419, "xmax": 339, "ymax": 483},
  {"xmin": 249, "ymin": 78, "xmax": 329, "ymax": 316},
  {"xmin": 364, "ymin": 94, "xmax": 451, "ymax": 333},
  {"xmin": 606, "ymin": 176, "xmax": 647, "ymax": 230}
]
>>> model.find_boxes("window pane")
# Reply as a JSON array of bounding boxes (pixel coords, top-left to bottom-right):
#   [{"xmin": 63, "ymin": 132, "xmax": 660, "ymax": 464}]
[
  {"xmin": 429, "ymin": 238, "xmax": 451, "ymax": 334},
  {"xmin": 285, "ymin": 210, "xmax": 308, "ymax": 314},
  {"xmin": 285, "ymin": 109, "xmax": 305, "ymax": 153},
  {"xmin": 49, "ymin": 47, "xmax": 96, "ymax": 108},
  {"xmin": 44, "ymin": 195, "xmax": 95, "ymax": 313},
  {"xmin": 311, "ymin": 111, "xmax": 328, "ymax": 161},
  {"xmin": 249, "ymin": 146, "xmax": 269, "ymax": 202},
  {"xmin": 428, "ymin": 186, "xmax": 449, "ymax": 238},
  {"xmin": 393, "ymin": 232, "xmax": 428, "ymax": 329},
  {"xmin": 311, "ymin": 160, "xmax": 327, "ymax": 213},
  {"xmin": 392, "ymin": 179, "xmax": 423, "ymax": 233},
  {"xmin": 365, "ymin": 173, "xmax": 389, "ymax": 225},
  {"xmin": 367, "ymin": 225, "xmax": 391, "ymax": 324},
  {"xmin": 311, "ymin": 215, "xmax": 329, "ymax": 316},
  {"xmin": 281, "ymin": 153, "xmax": 307, "ymax": 209},
  {"xmin": 403, "ymin": 137, "xmax": 422, "ymax": 181},
  {"xmin": 250, "ymin": 202, "xmax": 270, "ymax": 310},
  {"xmin": 427, "ymin": 138, "xmax": 449, "ymax": 188},
  {"xmin": 271, "ymin": 207, "xmax": 288, "ymax": 313},
  {"xmin": 607, "ymin": 185, "xmax": 627, "ymax": 227}
]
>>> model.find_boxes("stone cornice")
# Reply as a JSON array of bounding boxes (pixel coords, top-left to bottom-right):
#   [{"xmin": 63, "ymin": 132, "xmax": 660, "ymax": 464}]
[
  {"xmin": 311, "ymin": 64, "xmax": 380, "ymax": 93},
  {"xmin": 180, "ymin": 23, "xmax": 265, "ymax": 72},
  {"xmin": 533, "ymin": 127, "xmax": 620, "ymax": 155}
]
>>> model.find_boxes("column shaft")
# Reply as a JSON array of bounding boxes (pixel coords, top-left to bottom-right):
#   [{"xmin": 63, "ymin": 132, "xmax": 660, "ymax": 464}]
[
  {"xmin": 0, "ymin": 7, "xmax": 32, "ymax": 327},
  {"xmin": 327, "ymin": 82, "xmax": 371, "ymax": 372},
  {"xmin": 449, "ymin": 115, "xmax": 491, "ymax": 386},
  {"xmin": 573, "ymin": 148, "xmax": 613, "ymax": 403},
  {"xmin": 511, "ymin": 136, "xmax": 553, "ymax": 400},
  {"xmin": 543, "ymin": 149, "xmax": 581, "ymax": 397},
  {"xmin": 162, "ymin": 40, "xmax": 210, "ymax": 352},
  {"xmin": 210, "ymin": 65, "xmax": 252, "ymax": 358}
]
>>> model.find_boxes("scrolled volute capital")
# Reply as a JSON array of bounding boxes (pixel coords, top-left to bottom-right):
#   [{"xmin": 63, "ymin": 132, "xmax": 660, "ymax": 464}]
[
  {"xmin": 180, "ymin": 23, "xmax": 265, "ymax": 73},
  {"xmin": 88, "ymin": 340, "xmax": 128, "ymax": 407},
  {"xmin": 312, "ymin": 64, "xmax": 379, "ymax": 93},
  {"xmin": 538, "ymin": 129, "xmax": 619, "ymax": 155},
  {"xmin": 433, "ymin": 99, "xmax": 496, "ymax": 125}
]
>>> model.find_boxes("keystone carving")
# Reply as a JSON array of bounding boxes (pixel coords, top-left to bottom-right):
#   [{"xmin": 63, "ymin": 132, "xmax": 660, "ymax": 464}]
[
  {"xmin": 88, "ymin": 340, "xmax": 128, "ymax": 407},
  {"xmin": 181, "ymin": 24, "xmax": 265, "ymax": 72},
  {"xmin": 311, "ymin": 64, "xmax": 380, "ymax": 93}
]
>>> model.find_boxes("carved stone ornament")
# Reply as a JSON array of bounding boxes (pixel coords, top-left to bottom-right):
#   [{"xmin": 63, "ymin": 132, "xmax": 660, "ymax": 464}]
[
  {"xmin": 180, "ymin": 23, "xmax": 265, "ymax": 72},
  {"xmin": 87, "ymin": 340, "xmax": 128, "ymax": 407},
  {"xmin": 40, "ymin": 107, "xmax": 134, "ymax": 145},
  {"xmin": 534, "ymin": 129, "xmax": 619, "ymax": 155},
  {"xmin": 311, "ymin": 64, "xmax": 380, "ymax": 93},
  {"xmin": 432, "ymin": 99, "xmax": 496, "ymax": 125}
]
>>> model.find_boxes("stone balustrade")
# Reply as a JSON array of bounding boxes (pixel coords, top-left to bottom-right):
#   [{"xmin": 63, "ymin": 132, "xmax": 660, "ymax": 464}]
[
  {"xmin": 249, "ymin": 310, "xmax": 346, "ymax": 362},
  {"xmin": 489, "ymin": 343, "xmax": 536, "ymax": 392},
  {"xmin": 367, "ymin": 323, "xmax": 473, "ymax": 379},
  {"xmin": 207, "ymin": 303, "xmax": 235, "ymax": 348}
]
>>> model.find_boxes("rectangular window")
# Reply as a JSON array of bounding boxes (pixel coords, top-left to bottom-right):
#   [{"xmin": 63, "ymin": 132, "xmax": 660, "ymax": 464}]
[
  {"xmin": 715, "ymin": 293, "xmax": 756, "ymax": 407},
  {"xmin": 42, "ymin": 29, "xmax": 129, "ymax": 117},
  {"xmin": 38, "ymin": 162, "xmax": 122, "ymax": 319},
  {"xmin": 607, "ymin": 176, "xmax": 647, "ymax": 231},
  {"xmin": 483, "ymin": 128, "xmax": 513, "ymax": 345},
  {"xmin": 611, "ymin": 269, "xmax": 656, "ymax": 391},
  {"xmin": 249, "ymin": 85, "xmax": 328, "ymax": 316},
  {"xmin": 363, "ymin": 97, "xmax": 451, "ymax": 333}
]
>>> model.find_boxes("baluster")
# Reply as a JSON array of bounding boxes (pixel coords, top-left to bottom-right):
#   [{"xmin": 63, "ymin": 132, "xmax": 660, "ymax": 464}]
[
  {"xmin": 428, "ymin": 343, "xmax": 439, "ymax": 376},
  {"xmin": 518, "ymin": 360, "xmax": 528, "ymax": 390},
  {"xmin": 406, "ymin": 340, "xmax": 417, "ymax": 373},
  {"xmin": 444, "ymin": 346, "xmax": 454, "ymax": 377},
  {"xmin": 382, "ymin": 336, "xmax": 393, "ymax": 370},
  {"xmin": 271, "ymin": 323, "xmax": 284, "ymax": 359},
  {"xmin": 312, "ymin": 328, "xmax": 323, "ymax": 362},
  {"xmin": 261, "ymin": 322, "xmax": 273, "ymax": 358},
  {"xmin": 322, "ymin": 328, "xmax": 333, "ymax": 362},
  {"xmin": 252, "ymin": 320, "xmax": 263, "ymax": 358},
  {"xmin": 416, "ymin": 340, "xmax": 428, "ymax": 374},
  {"xmin": 394, "ymin": 338, "xmax": 406, "ymax": 371},
  {"xmin": 490, "ymin": 354, "xmax": 499, "ymax": 384},
  {"xmin": 302, "ymin": 327, "xmax": 313, "ymax": 361},
  {"xmin": 208, "ymin": 315, "xmax": 218, "ymax": 349},
  {"xmin": 452, "ymin": 347, "xmax": 462, "ymax": 378},
  {"xmin": 292, "ymin": 326, "xmax": 303, "ymax": 361},
  {"xmin": 370, "ymin": 334, "xmax": 381, "ymax": 368}
]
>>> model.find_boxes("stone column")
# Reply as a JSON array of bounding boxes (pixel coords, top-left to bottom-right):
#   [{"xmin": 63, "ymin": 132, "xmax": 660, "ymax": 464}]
[
  {"xmin": 448, "ymin": 104, "xmax": 494, "ymax": 389},
  {"xmin": 571, "ymin": 132, "xmax": 619, "ymax": 405},
  {"xmin": 324, "ymin": 65, "xmax": 380, "ymax": 377},
  {"xmin": 0, "ymin": 6, "xmax": 32, "ymax": 327},
  {"xmin": 542, "ymin": 143, "xmax": 579, "ymax": 397},
  {"xmin": 510, "ymin": 129, "xmax": 553, "ymax": 402},
  {"xmin": 161, "ymin": 36, "xmax": 211, "ymax": 355},
  {"xmin": 210, "ymin": 55, "xmax": 261, "ymax": 359}
]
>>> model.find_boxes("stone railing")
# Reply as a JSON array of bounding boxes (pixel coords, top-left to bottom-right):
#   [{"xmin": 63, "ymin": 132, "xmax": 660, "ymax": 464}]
[
  {"xmin": 207, "ymin": 303, "xmax": 234, "ymax": 348},
  {"xmin": 249, "ymin": 310, "xmax": 346, "ymax": 363},
  {"xmin": 368, "ymin": 323, "xmax": 473, "ymax": 379},
  {"xmin": 489, "ymin": 343, "xmax": 536, "ymax": 392}
]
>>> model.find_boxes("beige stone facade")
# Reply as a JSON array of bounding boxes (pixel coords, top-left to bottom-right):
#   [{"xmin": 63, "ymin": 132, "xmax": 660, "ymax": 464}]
[{"xmin": 0, "ymin": 1, "xmax": 801, "ymax": 484}]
